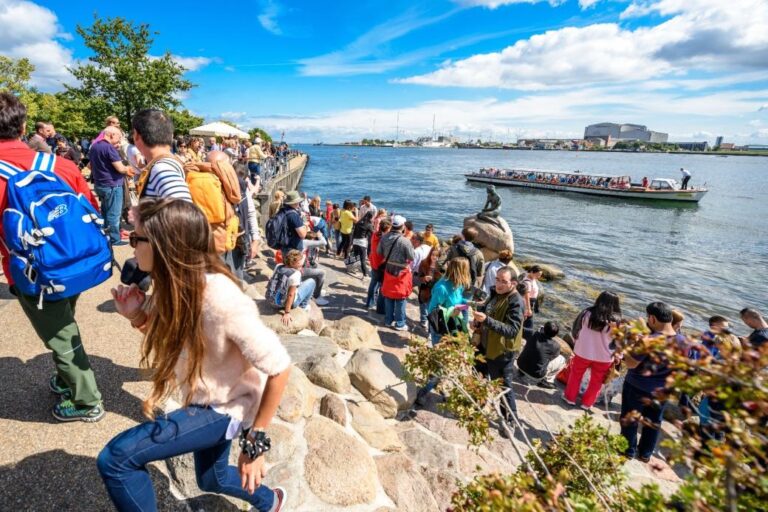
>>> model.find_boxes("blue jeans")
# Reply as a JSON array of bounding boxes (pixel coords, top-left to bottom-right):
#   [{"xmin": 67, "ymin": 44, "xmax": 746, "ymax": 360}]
[
  {"xmin": 94, "ymin": 184, "xmax": 123, "ymax": 243},
  {"xmin": 484, "ymin": 351, "xmax": 519, "ymax": 418},
  {"xmin": 384, "ymin": 297, "xmax": 407, "ymax": 328},
  {"xmin": 419, "ymin": 302, "xmax": 429, "ymax": 324},
  {"xmin": 293, "ymin": 279, "xmax": 316, "ymax": 309},
  {"xmin": 620, "ymin": 381, "xmax": 666, "ymax": 459},
  {"xmin": 366, "ymin": 271, "xmax": 382, "ymax": 307},
  {"xmin": 248, "ymin": 162, "xmax": 261, "ymax": 183},
  {"xmin": 97, "ymin": 406, "xmax": 276, "ymax": 512}
]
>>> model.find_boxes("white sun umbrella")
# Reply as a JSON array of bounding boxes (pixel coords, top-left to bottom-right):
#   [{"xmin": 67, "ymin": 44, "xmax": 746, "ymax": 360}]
[{"xmin": 189, "ymin": 121, "xmax": 250, "ymax": 139}]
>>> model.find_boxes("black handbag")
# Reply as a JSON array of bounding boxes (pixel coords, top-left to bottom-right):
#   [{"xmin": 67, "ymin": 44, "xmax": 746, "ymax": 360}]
[{"xmin": 120, "ymin": 257, "xmax": 152, "ymax": 291}]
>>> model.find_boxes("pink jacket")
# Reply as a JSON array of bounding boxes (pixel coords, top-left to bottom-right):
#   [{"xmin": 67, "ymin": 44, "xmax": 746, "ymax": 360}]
[
  {"xmin": 573, "ymin": 311, "xmax": 614, "ymax": 363},
  {"xmin": 173, "ymin": 273, "xmax": 291, "ymax": 427}
]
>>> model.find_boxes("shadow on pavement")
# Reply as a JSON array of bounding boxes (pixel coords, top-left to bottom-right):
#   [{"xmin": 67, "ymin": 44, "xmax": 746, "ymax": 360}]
[
  {"xmin": 0, "ymin": 449, "xmax": 242, "ymax": 511},
  {"xmin": 0, "ymin": 353, "xmax": 147, "ymax": 424}
]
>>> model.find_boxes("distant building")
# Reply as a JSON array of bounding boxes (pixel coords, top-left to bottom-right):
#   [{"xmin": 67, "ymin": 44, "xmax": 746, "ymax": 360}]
[
  {"xmin": 675, "ymin": 141, "xmax": 710, "ymax": 151},
  {"xmin": 715, "ymin": 136, "xmax": 724, "ymax": 147},
  {"xmin": 719, "ymin": 142, "xmax": 735, "ymax": 150},
  {"xmin": 584, "ymin": 122, "xmax": 668, "ymax": 143},
  {"xmin": 743, "ymin": 144, "xmax": 768, "ymax": 151}
]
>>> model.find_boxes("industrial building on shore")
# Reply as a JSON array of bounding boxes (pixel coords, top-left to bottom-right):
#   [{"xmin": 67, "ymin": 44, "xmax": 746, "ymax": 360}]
[{"xmin": 584, "ymin": 122, "xmax": 669, "ymax": 145}]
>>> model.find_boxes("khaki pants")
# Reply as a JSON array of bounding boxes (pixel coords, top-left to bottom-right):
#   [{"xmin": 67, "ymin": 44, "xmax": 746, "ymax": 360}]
[{"xmin": 16, "ymin": 291, "xmax": 102, "ymax": 407}]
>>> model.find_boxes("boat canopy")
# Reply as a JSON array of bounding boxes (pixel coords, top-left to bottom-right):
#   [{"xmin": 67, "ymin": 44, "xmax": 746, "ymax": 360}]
[{"xmin": 478, "ymin": 167, "xmax": 630, "ymax": 180}]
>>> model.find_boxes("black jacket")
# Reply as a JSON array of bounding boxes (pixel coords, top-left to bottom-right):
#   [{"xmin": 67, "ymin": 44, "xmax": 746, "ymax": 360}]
[
  {"xmin": 517, "ymin": 328, "xmax": 562, "ymax": 379},
  {"xmin": 477, "ymin": 288, "xmax": 523, "ymax": 355}
]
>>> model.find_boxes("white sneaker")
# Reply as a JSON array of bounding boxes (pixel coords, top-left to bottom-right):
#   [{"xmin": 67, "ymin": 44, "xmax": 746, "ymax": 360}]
[
  {"xmin": 315, "ymin": 297, "xmax": 330, "ymax": 306},
  {"xmin": 394, "ymin": 324, "xmax": 409, "ymax": 332}
]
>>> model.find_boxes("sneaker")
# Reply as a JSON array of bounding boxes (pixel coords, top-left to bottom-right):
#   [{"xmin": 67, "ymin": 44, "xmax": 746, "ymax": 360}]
[
  {"xmin": 537, "ymin": 380, "xmax": 556, "ymax": 390},
  {"xmin": 637, "ymin": 455, "xmax": 651, "ymax": 463},
  {"xmin": 273, "ymin": 486, "xmax": 287, "ymax": 512},
  {"xmin": 49, "ymin": 375, "xmax": 71, "ymax": 398},
  {"xmin": 394, "ymin": 324, "xmax": 409, "ymax": 332},
  {"xmin": 562, "ymin": 395, "xmax": 576, "ymax": 406},
  {"xmin": 52, "ymin": 399, "xmax": 105, "ymax": 423},
  {"xmin": 580, "ymin": 404, "xmax": 594, "ymax": 414},
  {"xmin": 315, "ymin": 297, "xmax": 330, "ymax": 306},
  {"xmin": 113, "ymin": 240, "xmax": 129, "ymax": 247}
]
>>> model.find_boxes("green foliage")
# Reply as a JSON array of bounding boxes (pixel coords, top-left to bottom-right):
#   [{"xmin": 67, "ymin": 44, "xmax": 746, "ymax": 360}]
[
  {"xmin": 65, "ymin": 15, "xmax": 194, "ymax": 129},
  {"xmin": 248, "ymin": 127, "xmax": 273, "ymax": 142},
  {"xmin": 0, "ymin": 56, "xmax": 34, "ymax": 95},
  {"xmin": 404, "ymin": 334, "xmax": 503, "ymax": 445},
  {"xmin": 169, "ymin": 109, "xmax": 204, "ymax": 135}
]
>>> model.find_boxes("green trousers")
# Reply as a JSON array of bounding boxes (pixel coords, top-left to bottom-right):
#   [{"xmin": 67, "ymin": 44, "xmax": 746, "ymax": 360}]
[{"xmin": 16, "ymin": 292, "xmax": 102, "ymax": 407}]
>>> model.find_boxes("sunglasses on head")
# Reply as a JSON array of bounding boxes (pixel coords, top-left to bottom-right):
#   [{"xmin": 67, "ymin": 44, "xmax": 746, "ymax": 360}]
[{"xmin": 128, "ymin": 232, "xmax": 149, "ymax": 248}]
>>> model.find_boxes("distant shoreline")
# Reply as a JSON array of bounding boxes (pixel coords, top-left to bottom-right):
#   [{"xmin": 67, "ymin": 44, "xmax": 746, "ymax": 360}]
[{"xmin": 305, "ymin": 143, "xmax": 768, "ymax": 158}]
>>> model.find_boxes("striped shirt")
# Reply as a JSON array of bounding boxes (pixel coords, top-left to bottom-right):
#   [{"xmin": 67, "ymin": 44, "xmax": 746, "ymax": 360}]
[{"xmin": 144, "ymin": 158, "xmax": 192, "ymax": 201}]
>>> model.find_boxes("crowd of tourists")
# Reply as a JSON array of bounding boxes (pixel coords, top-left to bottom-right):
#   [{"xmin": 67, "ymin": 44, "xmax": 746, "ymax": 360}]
[
  {"xmin": 479, "ymin": 168, "xmax": 634, "ymax": 189},
  {"xmin": 1, "ymin": 90, "xmax": 766, "ymax": 510}
]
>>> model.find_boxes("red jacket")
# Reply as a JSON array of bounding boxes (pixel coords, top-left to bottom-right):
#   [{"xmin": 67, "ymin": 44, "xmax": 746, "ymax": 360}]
[
  {"xmin": 381, "ymin": 266, "xmax": 413, "ymax": 300},
  {"xmin": 369, "ymin": 232, "xmax": 384, "ymax": 270},
  {"xmin": 0, "ymin": 140, "xmax": 99, "ymax": 284}
]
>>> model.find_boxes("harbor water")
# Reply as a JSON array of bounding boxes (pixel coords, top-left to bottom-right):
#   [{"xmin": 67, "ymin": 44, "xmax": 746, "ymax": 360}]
[{"xmin": 297, "ymin": 145, "xmax": 768, "ymax": 332}]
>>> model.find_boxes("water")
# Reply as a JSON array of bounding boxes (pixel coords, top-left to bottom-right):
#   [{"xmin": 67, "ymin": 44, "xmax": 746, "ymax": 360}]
[{"xmin": 296, "ymin": 144, "xmax": 768, "ymax": 332}]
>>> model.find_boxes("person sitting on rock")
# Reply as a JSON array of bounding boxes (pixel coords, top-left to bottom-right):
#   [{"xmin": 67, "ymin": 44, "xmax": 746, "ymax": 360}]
[
  {"xmin": 517, "ymin": 321, "xmax": 566, "ymax": 389},
  {"xmin": 267, "ymin": 249, "xmax": 320, "ymax": 323}
]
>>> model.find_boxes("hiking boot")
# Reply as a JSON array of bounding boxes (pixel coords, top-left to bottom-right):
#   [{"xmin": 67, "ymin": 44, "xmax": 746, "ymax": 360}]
[
  {"xmin": 49, "ymin": 375, "xmax": 71, "ymax": 398},
  {"xmin": 52, "ymin": 399, "xmax": 105, "ymax": 423}
]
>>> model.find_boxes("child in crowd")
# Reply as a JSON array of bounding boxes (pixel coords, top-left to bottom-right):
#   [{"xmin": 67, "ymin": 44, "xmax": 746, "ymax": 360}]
[{"xmin": 266, "ymin": 249, "xmax": 317, "ymax": 324}]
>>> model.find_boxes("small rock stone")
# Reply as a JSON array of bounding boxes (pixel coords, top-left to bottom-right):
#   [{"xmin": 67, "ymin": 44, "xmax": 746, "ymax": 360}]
[
  {"xmin": 375, "ymin": 453, "xmax": 439, "ymax": 512},
  {"xmin": 321, "ymin": 315, "xmax": 382, "ymax": 350},
  {"xmin": 345, "ymin": 348, "xmax": 417, "ymax": 418},
  {"xmin": 301, "ymin": 354, "xmax": 351, "ymax": 393},
  {"xmin": 398, "ymin": 428, "xmax": 458, "ymax": 472},
  {"xmin": 303, "ymin": 416, "xmax": 378, "ymax": 506},
  {"xmin": 349, "ymin": 401, "xmax": 404, "ymax": 452},
  {"xmin": 319, "ymin": 393, "xmax": 347, "ymax": 426},
  {"xmin": 308, "ymin": 301, "xmax": 325, "ymax": 333},
  {"xmin": 276, "ymin": 366, "xmax": 316, "ymax": 423}
]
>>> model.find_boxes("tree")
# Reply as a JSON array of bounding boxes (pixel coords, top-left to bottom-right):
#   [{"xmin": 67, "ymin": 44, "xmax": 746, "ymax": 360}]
[
  {"xmin": 66, "ymin": 16, "xmax": 194, "ymax": 130},
  {"xmin": 248, "ymin": 127, "xmax": 272, "ymax": 143},
  {"xmin": 169, "ymin": 109, "xmax": 204, "ymax": 135},
  {"xmin": 0, "ymin": 56, "xmax": 34, "ymax": 96}
]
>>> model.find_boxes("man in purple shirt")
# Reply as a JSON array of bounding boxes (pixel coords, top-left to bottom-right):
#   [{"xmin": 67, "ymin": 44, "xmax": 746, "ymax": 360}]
[{"xmin": 88, "ymin": 126, "xmax": 134, "ymax": 245}]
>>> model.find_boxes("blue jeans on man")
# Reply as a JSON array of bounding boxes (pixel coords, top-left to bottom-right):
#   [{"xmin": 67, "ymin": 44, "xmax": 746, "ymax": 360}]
[
  {"xmin": 97, "ymin": 406, "xmax": 277, "ymax": 512},
  {"xmin": 248, "ymin": 162, "xmax": 261, "ymax": 185},
  {"xmin": 384, "ymin": 297, "xmax": 406, "ymax": 328},
  {"xmin": 484, "ymin": 351, "xmax": 519, "ymax": 419},
  {"xmin": 94, "ymin": 184, "xmax": 123, "ymax": 244},
  {"xmin": 620, "ymin": 380, "xmax": 666, "ymax": 460}
]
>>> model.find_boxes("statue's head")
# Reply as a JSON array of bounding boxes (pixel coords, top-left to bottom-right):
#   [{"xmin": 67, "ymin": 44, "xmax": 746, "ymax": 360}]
[{"xmin": 486, "ymin": 185, "xmax": 496, "ymax": 192}]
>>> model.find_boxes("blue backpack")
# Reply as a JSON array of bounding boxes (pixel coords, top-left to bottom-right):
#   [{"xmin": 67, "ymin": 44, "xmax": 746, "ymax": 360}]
[{"xmin": 0, "ymin": 152, "xmax": 113, "ymax": 308}]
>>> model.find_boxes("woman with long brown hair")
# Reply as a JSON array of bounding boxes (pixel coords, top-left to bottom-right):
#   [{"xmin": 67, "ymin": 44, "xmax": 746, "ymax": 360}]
[{"xmin": 98, "ymin": 198, "xmax": 291, "ymax": 511}]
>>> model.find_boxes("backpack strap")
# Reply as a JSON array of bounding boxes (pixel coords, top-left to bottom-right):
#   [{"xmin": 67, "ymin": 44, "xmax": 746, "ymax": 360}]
[
  {"xmin": 31, "ymin": 151, "xmax": 56, "ymax": 173},
  {"xmin": 0, "ymin": 159, "xmax": 23, "ymax": 180}
]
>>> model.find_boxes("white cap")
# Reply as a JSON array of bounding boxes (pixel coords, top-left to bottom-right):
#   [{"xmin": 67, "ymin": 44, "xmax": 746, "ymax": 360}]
[
  {"xmin": 392, "ymin": 215, "xmax": 406, "ymax": 227},
  {"xmin": 255, "ymin": 137, "xmax": 263, "ymax": 143}
]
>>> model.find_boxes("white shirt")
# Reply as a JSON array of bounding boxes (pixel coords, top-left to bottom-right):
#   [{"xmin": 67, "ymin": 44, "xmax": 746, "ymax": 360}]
[
  {"xmin": 410, "ymin": 244, "xmax": 432, "ymax": 272},
  {"xmin": 680, "ymin": 168, "xmax": 691, "ymax": 178},
  {"xmin": 482, "ymin": 260, "xmax": 506, "ymax": 295},
  {"xmin": 126, "ymin": 144, "xmax": 144, "ymax": 176},
  {"xmin": 359, "ymin": 202, "xmax": 377, "ymax": 221}
]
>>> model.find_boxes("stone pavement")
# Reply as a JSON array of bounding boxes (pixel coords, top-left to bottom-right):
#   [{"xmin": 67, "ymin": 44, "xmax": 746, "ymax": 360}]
[{"xmin": 0, "ymin": 246, "xmax": 684, "ymax": 511}]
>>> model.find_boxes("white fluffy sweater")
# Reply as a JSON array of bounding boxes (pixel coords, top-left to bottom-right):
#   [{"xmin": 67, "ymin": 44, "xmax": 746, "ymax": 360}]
[{"xmin": 173, "ymin": 273, "xmax": 291, "ymax": 427}]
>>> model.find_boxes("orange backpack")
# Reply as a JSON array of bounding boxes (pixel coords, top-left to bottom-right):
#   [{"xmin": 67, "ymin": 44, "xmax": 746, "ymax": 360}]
[{"xmin": 184, "ymin": 160, "xmax": 242, "ymax": 254}]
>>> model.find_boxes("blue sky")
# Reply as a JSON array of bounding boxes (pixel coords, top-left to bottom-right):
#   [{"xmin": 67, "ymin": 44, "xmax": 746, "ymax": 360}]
[{"xmin": 2, "ymin": 0, "xmax": 768, "ymax": 143}]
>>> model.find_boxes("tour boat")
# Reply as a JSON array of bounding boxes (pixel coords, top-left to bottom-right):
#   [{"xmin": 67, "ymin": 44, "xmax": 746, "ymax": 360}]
[{"xmin": 465, "ymin": 168, "xmax": 708, "ymax": 203}]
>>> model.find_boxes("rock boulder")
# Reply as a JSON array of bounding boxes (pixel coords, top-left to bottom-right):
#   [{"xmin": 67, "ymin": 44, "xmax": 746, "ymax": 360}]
[
  {"xmin": 375, "ymin": 453, "xmax": 439, "ymax": 512},
  {"xmin": 261, "ymin": 307, "xmax": 310, "ymax": 335},
  {"xmin": 319, "ymin": 393, "xmax": 347, "ymax": 426},
  {"xmin": 300, "ymin": 354, "xmax": 351, "ymax": 393},
  {"xmin": 280, "ymin": 335, "xmax": 338, "ymax": 367},
  {"xmin": 276, "ymin": 367, "xmax": 316, "ymax": 423},
  {"xmin": 345, "ymin": 348, "xmax": 417, "ymax": 418},
  {"xmin": 321, "ymin": 315, "xmax": 382, "ymax": 350},
  {"xmin": 463, "ymin": 215, "xmax": 514, "ymax": 260},
  {"xmin": 349, "ymin": 400, "xmax": 404, "ymax": 452},
  {"xmin": 303, "ymin": 416, "xmax": 378, "ymax": 506}
]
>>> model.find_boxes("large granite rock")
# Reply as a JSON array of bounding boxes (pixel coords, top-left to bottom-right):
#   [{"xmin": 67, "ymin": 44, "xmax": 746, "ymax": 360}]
[
  {"xmin": 345, "ymin": 348, "xmax": 417, "ymax": 418},
  {"xmin": 308, "ymin": 301, "xmax": 325, "ymax": 333},
  {"xmin": 303, "ymin": 416, "xmax": 378, "ymax": 506},
  {"xmin": 398, "ymin": 428, "xmax": 458, "ymax": 472},
  {"xmin": 261, "ymin": 307, "xmax": 310, "ymax": 335},
  {"xmin": 280, "ymin": 334, "xmax": 339, "ymax": 367},
  {"xmin": 349, "ymin": 400, "xmax": 404, "ymax": 452},
  {"xmin": 319, "ymin": 393, "xmax": 347, "ymax": 426},
  {"xmin": 463, "ymin": 215, "xmax": 514, "ymax": 260},
  {"xmin": 300, "ymin": 354, "xmax": 351, "ymax": 393},
  {"xmin": 265, "ymin": 422, "xmax": 299, "ymax": 465},
  {"xmin": 375, "ymin": 454, "xmax": 440, "ymax": 512},
  {"xmin": 276, "ymin": 367, "xmax": 316, "ymax": 423},
  {"xmin": 321, "ymin": 315, "xmax": 382, "ymax": 350}
]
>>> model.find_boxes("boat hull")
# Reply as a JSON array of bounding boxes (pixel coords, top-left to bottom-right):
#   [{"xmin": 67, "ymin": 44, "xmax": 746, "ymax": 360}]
[{"xmin": 465, "ymin": 174, "xmax": 707, "ymax": 203}]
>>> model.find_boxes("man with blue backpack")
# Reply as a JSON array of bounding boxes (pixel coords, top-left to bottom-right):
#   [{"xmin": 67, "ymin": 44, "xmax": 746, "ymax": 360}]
[{"xmin": 0, "ymin": 92, "xmax": 109, "ymax": 422}]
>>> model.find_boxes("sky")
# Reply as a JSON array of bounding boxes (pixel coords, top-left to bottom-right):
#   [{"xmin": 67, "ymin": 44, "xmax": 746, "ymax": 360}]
[{"xmin": 1, "ymin": 0, "xmax": 768, "ymax": 143}]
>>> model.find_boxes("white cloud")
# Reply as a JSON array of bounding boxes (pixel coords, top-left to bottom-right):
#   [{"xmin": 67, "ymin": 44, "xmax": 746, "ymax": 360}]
[
  {"xmin": 759, "ymin": 104, "xmax": 768, "ymax": 112},
  {"xmin": 236, "ymin": 84, "xmax": 768, "ymax": 143},
  {"xmin": 578, "ymin": 0, "xmax": 603, "ymax": 8},
  {"xmin": 220, "ymin": 111, "xmax": 247, "ymax": 121},
  {"xmin": 398, "ymin": 0, "xmax": 768, "ymax": 90},
  {"xmin": 0, "ymin": 0, "xmax": 74, "ymax": 89},
  {"xmin": 453, "ymin": 0, "xmax": 565, "ymax": 7},
  {"xmin": 170, "ymin": 55, "xmax": 213, "ymax": 71},
  {"xmin": 258, "ymin": 0, "xmax": 282, "ymax": 35}
]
